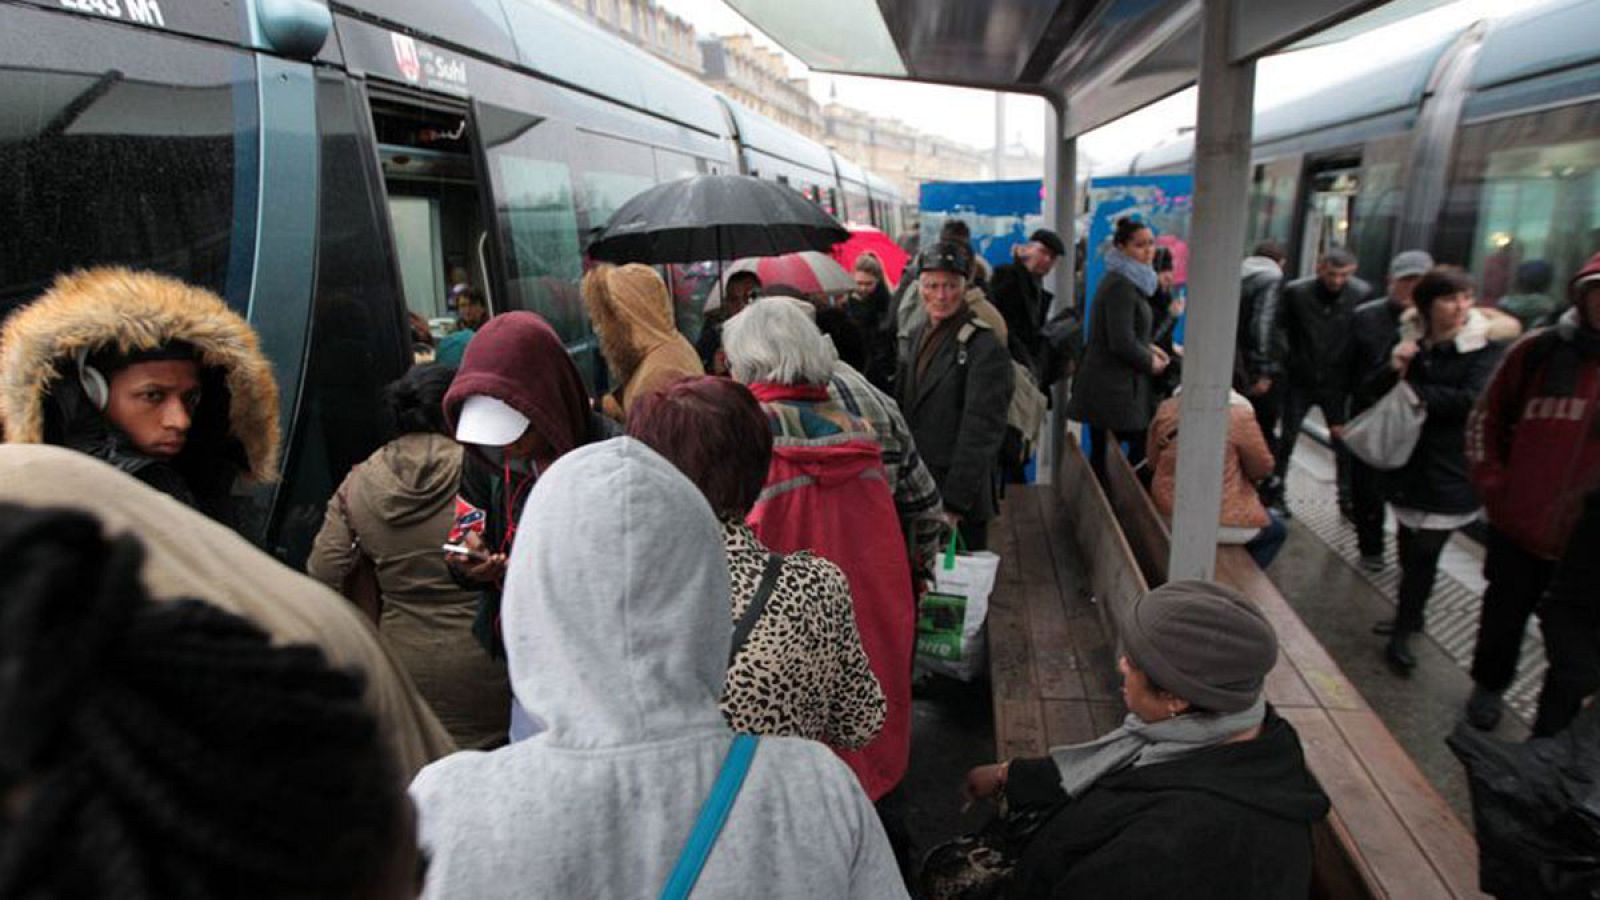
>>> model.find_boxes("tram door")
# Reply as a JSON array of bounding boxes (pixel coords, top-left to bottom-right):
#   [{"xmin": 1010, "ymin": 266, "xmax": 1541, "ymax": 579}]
[
  {"xmin": 1298, "ymin": 163, "xmax": 1361, "ymax": 276},
  {"xmin": 368, "ymin": 91, "xmax": 494, "ymax": 335}
]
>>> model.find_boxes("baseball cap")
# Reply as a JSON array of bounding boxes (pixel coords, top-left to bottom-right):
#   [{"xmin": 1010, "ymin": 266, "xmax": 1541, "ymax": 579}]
[
  {"xmin": 919, "ymin": 241, "xmax": 972, "ymax": 277},
  {"xmin": 455, "ymin": 394, "xmax": 530, "ymax": 446},
  {"xmin": 1388, "ymin": 250, "xmax": 1434, "ymax": 279},
  {"xmin": 1031, "ymin": 229, "xmax": 1066, "ymax": 258}
]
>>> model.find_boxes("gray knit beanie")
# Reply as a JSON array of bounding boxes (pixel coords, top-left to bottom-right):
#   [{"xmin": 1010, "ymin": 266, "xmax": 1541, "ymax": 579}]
[{"xmin": 1119, "ymin": 580, "xmax": 1278, "ymax": 713}]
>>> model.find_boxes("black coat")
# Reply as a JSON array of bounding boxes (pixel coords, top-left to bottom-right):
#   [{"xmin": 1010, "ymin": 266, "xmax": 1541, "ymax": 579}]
[
  {"xmin": 1067, "ymin": 271, "xmax": 1156, "ymax": 432},
  {"xmin": 1278, "ymin": 275, "xmax": 1370, "ymax": 393},
  {"xmin": 897, "ymin": 313, "xmax": 1014, "ymax": 522},
  {"xmin": 1006, "ymin": 710, "xmax": 1329, "ymax": 900},
  {"xmin": 1364, "ymin": 336, "xmax": 1501, "ymax": 515},
  {"xmin": 991, "ymin": 259, "xmax": 1044, "ymax": 366},
  {"xmin": 1348, "ymin": 297, "xmax": 1406, "ymax": 412},
  {"xmin": 1237, "ymin": 263, "xmax": 1285, "ymax": 381}
]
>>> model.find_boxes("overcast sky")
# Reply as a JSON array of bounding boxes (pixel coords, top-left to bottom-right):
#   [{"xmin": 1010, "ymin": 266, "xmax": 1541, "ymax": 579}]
[{"xmin": 655, "ymin": 0, "xmax": 1543, "ymax": 167}]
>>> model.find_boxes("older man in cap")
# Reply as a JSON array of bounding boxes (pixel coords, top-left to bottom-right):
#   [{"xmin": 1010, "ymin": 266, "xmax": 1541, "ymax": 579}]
[
  {"xmin": 991, "ymin": 229, "xmax": 1066, "ymax": 370},
  {"xmin": 1347, "ymin": 249, "xmax": 1434, "ymax": 570},
  {"xmin": 897, "ymin": 240, "xmax": 1014, "ymax": 551}
]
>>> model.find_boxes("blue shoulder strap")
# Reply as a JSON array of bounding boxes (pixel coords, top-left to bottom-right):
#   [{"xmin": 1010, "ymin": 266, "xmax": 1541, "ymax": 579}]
[{"xmin": 659, "ymin": 734, "xmax": 760, "ymax": 900}]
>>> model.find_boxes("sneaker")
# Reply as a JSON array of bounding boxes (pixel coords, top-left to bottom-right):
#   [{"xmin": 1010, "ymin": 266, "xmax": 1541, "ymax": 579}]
[
  {"xmin": 1465, "ymin": 686, "xmax": 1503, "ymax": 731},
  {"xmin": 1359, "ymin": 554, "xmax": 1384, "ymax": 574}
]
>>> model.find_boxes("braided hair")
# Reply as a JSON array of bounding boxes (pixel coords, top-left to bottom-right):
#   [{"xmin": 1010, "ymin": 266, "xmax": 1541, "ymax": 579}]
[{"xmin": 0, "ymin": 505, "xmax": 408, "ymax": 900}]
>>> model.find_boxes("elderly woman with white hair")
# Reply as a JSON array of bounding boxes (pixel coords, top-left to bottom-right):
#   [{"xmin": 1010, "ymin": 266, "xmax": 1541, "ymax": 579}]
[{"xmin": 722, "ymin": 297, "xmax": 916, "ymax": 814}]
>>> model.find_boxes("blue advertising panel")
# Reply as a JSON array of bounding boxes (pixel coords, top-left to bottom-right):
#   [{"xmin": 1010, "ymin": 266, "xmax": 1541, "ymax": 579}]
[
  {"xmin": 918, "ymin": 179, "xmax": 1045, "ymax": 270},
  {"xmin": 1080, "ymin": 174, "xmax": 1194, "ymax": 452},
  {"xmin": 1084, "ymin": 174, "xmax": 1194, "ymax": 332}
]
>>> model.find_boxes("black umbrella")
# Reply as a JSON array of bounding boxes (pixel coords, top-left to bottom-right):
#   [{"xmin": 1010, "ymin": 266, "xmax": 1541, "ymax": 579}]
[{"xmin": 588, "ymin": 174, "xmax": 849, "ymax": 265}]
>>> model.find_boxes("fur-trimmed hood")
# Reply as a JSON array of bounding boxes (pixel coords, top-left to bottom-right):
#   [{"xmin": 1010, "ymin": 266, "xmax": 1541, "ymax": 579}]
[{"xmin": 0, "ymin": 267, "xmax": 280, "ymax": 482}]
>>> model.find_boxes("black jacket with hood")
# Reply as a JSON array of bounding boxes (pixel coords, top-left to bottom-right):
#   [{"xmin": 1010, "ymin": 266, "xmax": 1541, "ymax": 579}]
[
  {"xmin": 0, "ymin": 267, "xmax": 280, "ymax": 524},
  {"xmin": 1238, "ymin": 256, "xmax": 1285, "ymax": 382},
  {"xmin": 1006, "ymin": 709, "xmax": 1329, "ymax": 900}
]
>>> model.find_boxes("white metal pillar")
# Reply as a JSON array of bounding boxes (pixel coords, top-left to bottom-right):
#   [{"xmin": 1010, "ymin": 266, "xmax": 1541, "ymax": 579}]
[
  {"xmin": 1041, "ymin": 100, "xmax": 1077, "ymax": 484},
  {"xmin": 1167, "ymin": 0, "xmax": 1256, "ymax": 581}
]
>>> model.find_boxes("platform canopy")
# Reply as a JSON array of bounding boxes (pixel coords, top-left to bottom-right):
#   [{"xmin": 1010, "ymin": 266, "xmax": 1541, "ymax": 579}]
[{"xmin": 724, "ymin": 0, "xmax": 1453, "ymax": 136}]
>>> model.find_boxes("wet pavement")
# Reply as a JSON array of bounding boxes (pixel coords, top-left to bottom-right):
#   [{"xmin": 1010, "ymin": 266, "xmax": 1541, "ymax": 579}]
[{"xmin": 1269, "ymin": 436, "xmax": 1532, "ymax": 824}]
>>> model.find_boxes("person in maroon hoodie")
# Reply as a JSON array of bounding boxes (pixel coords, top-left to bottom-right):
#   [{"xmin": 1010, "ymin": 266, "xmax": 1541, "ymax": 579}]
[
  {"xmin": 440, "ymin": 312, "xmax": 618, "ymax": 663},
  {"xmin": 1463, "ymin": 252, "xmax": 1600, "ymax": 731}
]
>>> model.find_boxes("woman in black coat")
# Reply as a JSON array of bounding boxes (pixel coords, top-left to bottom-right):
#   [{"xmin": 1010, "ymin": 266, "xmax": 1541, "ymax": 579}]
[
  {"xmin": 958, "ymin": 581, "xmax": 1329, "ymax": 900},
  {"xmin": 1068, "ymin": 218, "xmax": 1171, "ymax": 480},
  {"xmin": 1364, "ymin": 268, "xmax": 1501, "ymax": 672}
]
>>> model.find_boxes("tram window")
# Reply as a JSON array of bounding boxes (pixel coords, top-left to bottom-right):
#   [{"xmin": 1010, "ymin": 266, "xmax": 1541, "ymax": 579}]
[
  {"xmin": 654, "ymin": 147, "xmax": 704, "ymax": 181},
  {"xmin": 260, "ymin": 72, "xmax": 410, "ymax": 565},
  {"xmin": 1440, "ymin": 101, "xmax": 1600, "ymax": 305},
  {"xmin": 576, "ymin": 132, "xmax": 656, "ymax": 226},
  {"xmin": 477, "ymin": 104, "xmax": 586, "ymax": 358},
  {"xmin": 1348, "ymin": 135, "xmax": 1409, "ymax": 287},
  {"xmin": 1247, "ymin": 158, "xmax": 1299, "ymax": 252},
  {"xmin": 0, "ymin": 8, "xmax": 254, "ymax": 318}
]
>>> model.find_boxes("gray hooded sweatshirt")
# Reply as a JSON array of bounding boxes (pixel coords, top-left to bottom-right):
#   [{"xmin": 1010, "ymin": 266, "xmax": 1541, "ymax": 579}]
[{"xmin": 410, "ymin": 438, "xmax": 906, "ymax": 899}]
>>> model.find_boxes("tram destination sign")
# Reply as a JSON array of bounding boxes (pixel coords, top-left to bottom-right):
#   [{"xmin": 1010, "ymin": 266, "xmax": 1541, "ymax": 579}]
[
  {"xmin": 337, "ymin": 15, "xmax": 472, "ymax": 98},
  {"xmin": 19, "ymin": 0, "xmax": 246, "ymax": 43}
]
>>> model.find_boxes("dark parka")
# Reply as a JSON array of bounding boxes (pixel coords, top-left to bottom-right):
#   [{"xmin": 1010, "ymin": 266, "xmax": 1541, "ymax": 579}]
[
  {"xmin": 897, "ymin": 313, "xmax": 1014, "ymax": 522},
  {"xmin": 1237, "ymin": 257, "xmax": 1285, "ymax": 383},
  {"xmin": 1277, "ymin": 275, "xmax": 1371, "ymax": 393},
  {"xmin": 1006, "ymin": 710, "xmax": 1330, "ymax": 900},
  {"xmin": 991, "ymin": 258, "xmax": 1045, "ymax": 368},
  {"xmin": 1348, "ymin": 296, "xmax": 1407, "ymax": 413},
  {"xmin": 1067, "ymin": 270, "xmax": 1156, "ymax": 433},
  {"xmin": 1363, "ymin": 314, "xmax": 1502, "ymax": 515},
  {"xmin": 0, "ymin": 267, "xmax": 280, "ymax": 525}
]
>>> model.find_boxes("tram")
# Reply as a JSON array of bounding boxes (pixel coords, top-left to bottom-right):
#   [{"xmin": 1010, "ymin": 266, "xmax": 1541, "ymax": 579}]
[
  {"xmin": 1101, "ymin": 0, "xmax": 1600, "ymax": 297},
  {"xmin": 0, "ymin": 0, "xmax": 906, "ymax": 564}
]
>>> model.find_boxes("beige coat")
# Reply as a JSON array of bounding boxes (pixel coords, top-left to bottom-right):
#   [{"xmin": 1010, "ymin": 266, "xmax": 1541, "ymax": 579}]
[
  {"xmin": 1148, "ymin": 392, "xmax": 1273, "ymax": 531},
  {"xmin": 308, "ymin": 432, "xmax": 511, "ymax": 749},
  {"xmin": 583, "ymin": 263, "xmax": 703, "ymax": 420},
  {"xmin": 0, "ymin": 444, "xmax": 455, "ymax": 777}
]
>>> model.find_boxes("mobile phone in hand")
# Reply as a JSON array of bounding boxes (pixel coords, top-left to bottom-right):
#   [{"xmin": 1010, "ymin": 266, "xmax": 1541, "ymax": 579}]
[{"xmin": 442, "ymin": 542, "xmax": 490, "ymax": 561}]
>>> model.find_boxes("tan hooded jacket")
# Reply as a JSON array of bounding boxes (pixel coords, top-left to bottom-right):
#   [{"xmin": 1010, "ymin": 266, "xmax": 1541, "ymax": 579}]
[
  {"xmin": 0, "ymin": 268, "xmax": 280, "ymax": 508},
  {"xmin": 0, "ymin": 444, "xmax": 455, "ymax": 777},
  {"xmin": 582, "ymin": 263, "xmax": 703, "ymax": 420}
]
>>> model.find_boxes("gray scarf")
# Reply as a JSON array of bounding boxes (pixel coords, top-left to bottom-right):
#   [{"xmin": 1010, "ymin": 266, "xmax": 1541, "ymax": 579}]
[
  {"xmin": 1047, "ymin": 698, "xmax": 1266, "ymax": 798},
  {"xmin": 1105, "ymin": 248, "xmax": 1159, "ymax": 297}
]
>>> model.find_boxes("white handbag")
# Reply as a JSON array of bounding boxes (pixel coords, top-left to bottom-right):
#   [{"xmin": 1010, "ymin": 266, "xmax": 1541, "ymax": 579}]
[{"xmin": 1342, "ymin": 380, "xmax": 1427, "ymax": 470}]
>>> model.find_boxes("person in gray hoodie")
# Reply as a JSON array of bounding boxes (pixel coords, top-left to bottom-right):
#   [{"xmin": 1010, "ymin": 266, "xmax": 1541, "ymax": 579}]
[{"xmin": 409, "ymin": 437, "xmax": 907, "ymax": 900}]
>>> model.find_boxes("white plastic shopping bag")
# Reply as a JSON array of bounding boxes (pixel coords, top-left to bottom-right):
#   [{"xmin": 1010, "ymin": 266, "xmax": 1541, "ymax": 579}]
[{"xmin": 915, "ymin": 531, "xmax": 1001, "ymax": 681}]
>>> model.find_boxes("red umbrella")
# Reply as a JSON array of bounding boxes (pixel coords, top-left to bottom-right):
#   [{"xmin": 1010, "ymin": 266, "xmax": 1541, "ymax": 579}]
[
  {"xmin": 830, "ymin": 224, "xmax": 910, "ymax": 289},
  {"xmin": 705, "ymin": 251, "xmax": 853, "ymax": 310}
]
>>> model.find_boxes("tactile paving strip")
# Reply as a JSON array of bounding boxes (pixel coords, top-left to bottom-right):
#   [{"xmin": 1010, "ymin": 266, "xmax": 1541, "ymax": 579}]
[{"xmin": 1285, "ymin": 466, "xmax": 1546, "ymax": 727}]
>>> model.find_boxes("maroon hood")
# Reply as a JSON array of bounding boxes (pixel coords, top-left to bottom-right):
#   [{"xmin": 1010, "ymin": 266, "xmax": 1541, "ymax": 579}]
[{"xmin": 443, "ymin": 312, "xmax": 590, "ymax": 458}]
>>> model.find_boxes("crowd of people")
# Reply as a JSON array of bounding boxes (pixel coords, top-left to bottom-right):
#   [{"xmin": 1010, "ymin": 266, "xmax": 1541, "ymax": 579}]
[
  {"xmin": 0, "ymin": 201, "xmax": 1593, "ymax": 897},
  {"xmin": 1068, "ymin": 217, "xmax": 1598, "ymax": 735}
]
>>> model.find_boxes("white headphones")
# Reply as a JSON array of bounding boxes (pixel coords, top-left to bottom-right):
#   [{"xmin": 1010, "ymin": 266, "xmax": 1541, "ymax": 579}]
[{"xmin": 75, "ymin": 348, "xmax": 110, "ymax": 411}]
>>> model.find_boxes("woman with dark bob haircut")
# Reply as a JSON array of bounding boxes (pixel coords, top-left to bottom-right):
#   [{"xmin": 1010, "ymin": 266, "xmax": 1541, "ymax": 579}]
[
  {"xmin": 627, "ymin": 376, "xmax": 885, "ymax": 748},
  {"xmin": 310, "ymin": 363, "xmax": 512, "ymax": 749}
]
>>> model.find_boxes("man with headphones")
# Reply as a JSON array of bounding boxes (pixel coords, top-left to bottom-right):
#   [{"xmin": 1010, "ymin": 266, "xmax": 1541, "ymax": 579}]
[{"xmin": 0, "ymin": 268, "xmax": 280, "ymax": 524}]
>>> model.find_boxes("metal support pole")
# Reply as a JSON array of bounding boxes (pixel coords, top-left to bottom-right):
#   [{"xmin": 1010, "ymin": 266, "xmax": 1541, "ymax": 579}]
[
  {"xmin": 993, "ymin": 92, "xmax": 1006, "ymax": 180},
  {"xmin": 1042, "ymin": 102, "xmax": 1077, "ymax": 484},
  {"xmin": 1168, "ymin": 0, "xmax": 1256, "ymax": 581}
]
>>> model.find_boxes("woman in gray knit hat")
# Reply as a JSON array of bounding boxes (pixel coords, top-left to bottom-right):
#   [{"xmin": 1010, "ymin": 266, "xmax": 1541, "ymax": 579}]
[{"xmin": 956, "ymin": 580, "xmax": 1329, "ymax": 900}]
